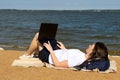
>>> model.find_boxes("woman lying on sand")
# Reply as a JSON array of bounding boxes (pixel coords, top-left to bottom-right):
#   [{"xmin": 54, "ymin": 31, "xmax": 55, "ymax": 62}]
[{"xmin": 20, "ymin": 32, "xmax": 110, "ymax": 71}]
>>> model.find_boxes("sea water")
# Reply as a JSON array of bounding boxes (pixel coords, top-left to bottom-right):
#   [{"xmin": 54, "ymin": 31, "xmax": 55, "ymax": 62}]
[{"xmin": 0, "ymin": 10, "xmax": 120, "ymax": 51}]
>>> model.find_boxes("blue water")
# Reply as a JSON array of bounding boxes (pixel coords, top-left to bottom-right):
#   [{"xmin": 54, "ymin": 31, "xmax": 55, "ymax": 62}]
[{"xmin": 0, "ymin": 10, "xmax": 120, "ymax": 51}]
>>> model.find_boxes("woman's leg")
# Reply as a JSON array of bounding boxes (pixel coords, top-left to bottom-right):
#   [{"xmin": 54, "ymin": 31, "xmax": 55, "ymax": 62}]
[{"xmin": 26, "ymin": 32, "xmax": 43, "ymax": 55}]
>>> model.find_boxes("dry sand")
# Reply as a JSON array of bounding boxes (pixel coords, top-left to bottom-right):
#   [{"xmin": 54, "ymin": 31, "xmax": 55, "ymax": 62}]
[{"xmin": 0, "ymin": 50, "xmax": 120, "ymax": 80}]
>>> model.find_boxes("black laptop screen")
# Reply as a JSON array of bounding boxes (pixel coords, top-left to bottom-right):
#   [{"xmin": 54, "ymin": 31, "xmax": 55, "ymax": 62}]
[{"xmin": 38, "ymin": 23, "xmax": 58, "ymax": 44}]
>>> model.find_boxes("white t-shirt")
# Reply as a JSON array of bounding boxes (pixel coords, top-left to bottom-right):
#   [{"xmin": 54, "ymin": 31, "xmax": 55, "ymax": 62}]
[{"xmin": 49, "ymin": 49, "xmax": 86, "ymax": 67}]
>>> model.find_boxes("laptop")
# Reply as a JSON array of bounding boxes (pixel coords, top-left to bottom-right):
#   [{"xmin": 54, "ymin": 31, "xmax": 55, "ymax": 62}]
[{"xmin": 38, "ymin": 23, "xmax": 59, "ymax": 50}]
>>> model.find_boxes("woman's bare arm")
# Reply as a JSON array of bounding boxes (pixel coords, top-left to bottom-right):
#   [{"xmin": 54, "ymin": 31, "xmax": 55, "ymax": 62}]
[{"xmin": 43, "ymin": 41, "xmax": 68, "ymax": 68}]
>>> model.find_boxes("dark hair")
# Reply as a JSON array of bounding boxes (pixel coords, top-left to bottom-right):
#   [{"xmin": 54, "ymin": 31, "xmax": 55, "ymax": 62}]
[{"xmin": 90, "ymin": 42, "xmax": 108, "ymax": 59}]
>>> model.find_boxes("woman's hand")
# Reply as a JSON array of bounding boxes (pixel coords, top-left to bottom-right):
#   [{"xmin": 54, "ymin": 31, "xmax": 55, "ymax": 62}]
[
  {"xmin": 57, "ymin": 41, "xmax": 66, "ymax": 49},
  {"xmin": 44, "ymin": 41, "xmax": 68, "ymax": 68},
  {"xmin": 43, "ymin": 41, "xmax": 53, "ymax": 53}
]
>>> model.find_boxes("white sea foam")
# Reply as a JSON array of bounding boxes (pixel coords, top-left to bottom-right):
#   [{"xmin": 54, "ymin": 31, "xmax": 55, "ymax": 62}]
[
  {"xmin": 0, "ymin": 45, "xmax": 13, "ymax": 48},
  {"xmin": 0, "ymin": 47, "xmax": 4, "ymax": 50},
  {"xmin": 111, "ymin": 56, "xmax": 120, "ymax": 58},
  {"xmin": 0, "ymin": 45, "xmax": 27, "ymax": 50}
]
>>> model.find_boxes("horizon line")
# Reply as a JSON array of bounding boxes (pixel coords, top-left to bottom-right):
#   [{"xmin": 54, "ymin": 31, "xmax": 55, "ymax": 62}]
[{"xmin": 0, "ymin": 8, "xmax": 120, "ymax": 11}]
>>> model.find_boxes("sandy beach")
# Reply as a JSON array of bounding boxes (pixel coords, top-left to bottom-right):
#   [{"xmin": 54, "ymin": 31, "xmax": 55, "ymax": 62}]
[{"xmin": 0, "ymin": 50, "xmax": 120, "ymax": 80}]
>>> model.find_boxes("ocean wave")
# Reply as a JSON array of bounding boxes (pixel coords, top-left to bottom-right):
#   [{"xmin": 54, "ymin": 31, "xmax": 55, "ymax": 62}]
[{"xmin": 0, "ymin": 45, "xmax": 27, "ymax": 50}]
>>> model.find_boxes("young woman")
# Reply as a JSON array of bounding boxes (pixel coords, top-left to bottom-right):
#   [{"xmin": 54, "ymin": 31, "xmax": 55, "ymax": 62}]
[{"xmin": 20, "ymin": 32, "xmax": 110, "ymax": 71}]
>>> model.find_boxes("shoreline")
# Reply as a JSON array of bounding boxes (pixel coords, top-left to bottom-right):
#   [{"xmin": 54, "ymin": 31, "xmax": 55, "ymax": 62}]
[{"xmin": 1, "ymin": 47, "xmax": 120, "ymax": 56}]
